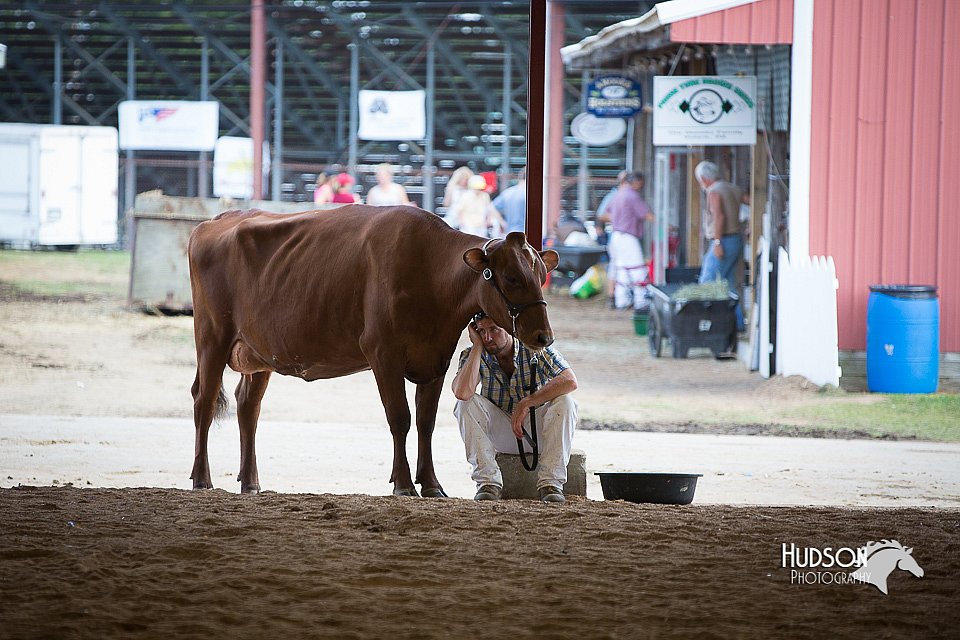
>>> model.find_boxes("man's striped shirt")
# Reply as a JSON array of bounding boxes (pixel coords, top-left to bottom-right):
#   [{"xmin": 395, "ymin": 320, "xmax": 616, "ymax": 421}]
[{"xmin": 457, "ymin": 340, "xmax": 570, "ymax": 414}]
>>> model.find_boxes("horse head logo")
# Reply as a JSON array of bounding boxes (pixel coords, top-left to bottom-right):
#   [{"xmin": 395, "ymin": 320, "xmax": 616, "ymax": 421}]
[{"xmin": 849, "ymin": 540, "xmax": 924, "ymax": 594}]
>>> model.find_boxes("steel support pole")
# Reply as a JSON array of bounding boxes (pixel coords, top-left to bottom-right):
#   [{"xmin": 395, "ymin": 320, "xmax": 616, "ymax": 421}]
[
  {"xmin": 577, "ymin": 70, "xmax": 589, "ymax": 218},
  {"xmin": 423, "ymin": 42, "xmax": 435, "ymax": 211},
  {"xmin": 336, "ymin": 96, "xmax": 345, "ymax": 151},
  {"xmin": 525, "ymin": 0, "xmax": 547, "ymax": 250},
  {"xmin": 53, "ymin": 35, "xmax": 62, "ymax": 125},
  {"xmin": 199, "ymin": 38, "xmax": 209, "ymax": 198},
  {"xmin": 348, "ymin": 39, "xmax": 359, "ymax": 175},
  {"xmin": 250, "ymin": 0, "xmax": 266, "ymax": 200},
  {"xmin": 544, "ymin": 1, "xmax": 565, "ymax": 241},
  {"xmin": 501, "ymin": 42, "xmax": 512, "ymax": 180},
  {"xmin": 626, "ymin": 118, "xmax": 635, "ymax": 170},
  {"xmin": 124, "ymin": 38, "xmax": 136, "ymax": 219},
  {"xmin": 271, "ymin": 37, "xmax": 284, "ymax": 201}
]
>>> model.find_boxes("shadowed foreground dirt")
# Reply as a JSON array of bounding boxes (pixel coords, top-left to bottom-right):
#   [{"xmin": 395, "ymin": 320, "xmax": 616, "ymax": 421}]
[{"xmin": 1, "ymin": 488, "xmax": 957, "ymax": 639}]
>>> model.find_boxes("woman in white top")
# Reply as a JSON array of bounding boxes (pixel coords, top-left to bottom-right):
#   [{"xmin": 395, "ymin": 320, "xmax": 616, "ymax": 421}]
[
  {"xmin": 442, "ymin": 166, "xmax": 474, "ymax": 210},
  {"xmin": 448, "ymin": 175, "xmax": 505, "ymax": 237},
  {"xmin": 365, "ymin": 163, "xmax": 411, "ymax": 206}
]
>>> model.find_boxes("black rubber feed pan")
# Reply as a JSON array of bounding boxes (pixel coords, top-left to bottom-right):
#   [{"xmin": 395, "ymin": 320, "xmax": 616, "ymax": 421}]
[{"xmin": 596, "ymin": 473, "xmax": 703, "ymax": 505}]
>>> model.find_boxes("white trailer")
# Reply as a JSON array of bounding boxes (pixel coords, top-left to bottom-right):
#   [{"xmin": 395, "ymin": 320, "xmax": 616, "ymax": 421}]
[{"xmin": 0, "ymin": 124, "xmax": 119, "ymax": 247}]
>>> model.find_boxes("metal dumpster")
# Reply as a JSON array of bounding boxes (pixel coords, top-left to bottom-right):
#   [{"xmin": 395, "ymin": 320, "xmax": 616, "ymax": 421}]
[{"xmin": 127, "ymin": 191, "xmax": 330, "ymax": 312}]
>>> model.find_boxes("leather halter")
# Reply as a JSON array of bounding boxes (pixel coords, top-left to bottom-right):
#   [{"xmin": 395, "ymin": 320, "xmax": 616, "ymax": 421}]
[
  {"xmin": 480, "ymin": 238, "xmax": 548, "ymax": 337},
  {"xmin": 480, "ymin": 238, "xmax": 542, "ymax": 471}
]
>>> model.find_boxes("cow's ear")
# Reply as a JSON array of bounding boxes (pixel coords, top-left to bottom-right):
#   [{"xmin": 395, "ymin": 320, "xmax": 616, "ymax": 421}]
[
  {"xmin": 463, "ymin": 248, "xmax": 488, "ymax": 273},
  {"xmin": 539, "ymin": 249, "xmax": 559, "ymax": 273}
]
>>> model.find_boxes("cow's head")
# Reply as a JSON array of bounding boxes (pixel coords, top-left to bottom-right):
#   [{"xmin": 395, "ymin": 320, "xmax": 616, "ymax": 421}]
[{"xmin": 463, "ymin": 232, "xmax": 559, "ymax": 350}]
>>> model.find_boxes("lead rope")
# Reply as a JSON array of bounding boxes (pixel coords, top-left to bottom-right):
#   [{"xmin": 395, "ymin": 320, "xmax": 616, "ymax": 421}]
[{"xmin": 517, "ymin": 350, "xmax": 539, "ymax": 471}]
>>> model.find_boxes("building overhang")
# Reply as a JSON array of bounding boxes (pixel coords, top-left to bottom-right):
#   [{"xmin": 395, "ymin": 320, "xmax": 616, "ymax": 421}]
[{"xmin": 561, "ymin": 0, "xmax": 760, "ymax": 70}]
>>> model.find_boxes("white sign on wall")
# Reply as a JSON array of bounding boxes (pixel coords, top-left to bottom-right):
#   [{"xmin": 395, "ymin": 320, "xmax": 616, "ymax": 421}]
[
  {"xmin": 653, "ymin": 76, "xmax": 757, "ymax": 146},
  {"xmin": 570, "ymin": 113, "xmax": 627, "ymax": 146},
  {"xmin": 213, "ymin": 136, "xmax": 270, "ymax": 200},
  {"xmin": 358, "ymin": 90, "xmax": 426, "ymax": 141},
  {"xmin": 119, "ymin": 100, "xmax": 219, "ymax": 151}
]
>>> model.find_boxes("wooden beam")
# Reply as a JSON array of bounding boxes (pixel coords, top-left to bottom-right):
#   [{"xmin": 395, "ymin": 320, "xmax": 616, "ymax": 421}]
[
  {"xmin": 687, "ymin": 152, "xmax": 703, "ymax": 267},
  {"xmin": 525, "ymin": 0, "xmax": 546, "ymax": 250},
  {"xmin": 750, "ymin": 134, "xmax": 769, "ymax": 291}
]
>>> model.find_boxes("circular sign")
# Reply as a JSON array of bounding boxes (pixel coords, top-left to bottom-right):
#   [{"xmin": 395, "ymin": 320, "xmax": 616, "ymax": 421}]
[
  {"xmin": 687, "ymin": 89, "xmax": 724, "ymax": 124},
  {"xmin": 571, "ymin": 113, "xmax": 626, "ymax": 147}
]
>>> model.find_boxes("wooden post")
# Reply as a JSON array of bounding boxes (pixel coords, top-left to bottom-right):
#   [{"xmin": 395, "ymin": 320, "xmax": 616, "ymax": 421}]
[
  {"xmin": 525, "ymin": 0, "xmax": 547, "ymax": 250},
  {"xmin": 750, "ymin": 134, "xmax": 769, "ymax": 290},
  {"xmin": 687, "ymin": 151, "xmax": 703, "ymax": 267}
]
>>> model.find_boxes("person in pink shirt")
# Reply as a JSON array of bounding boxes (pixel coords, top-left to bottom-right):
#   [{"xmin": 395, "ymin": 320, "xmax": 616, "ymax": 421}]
[{"xmin": 606, "ymin": 171, "xmax": 654, "ymax": 310}]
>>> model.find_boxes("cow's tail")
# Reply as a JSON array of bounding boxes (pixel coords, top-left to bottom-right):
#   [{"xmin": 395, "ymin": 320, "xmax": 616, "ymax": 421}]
[{"xmin": 214, "ymin": 383, "xmax": 229, "ymax": 423}]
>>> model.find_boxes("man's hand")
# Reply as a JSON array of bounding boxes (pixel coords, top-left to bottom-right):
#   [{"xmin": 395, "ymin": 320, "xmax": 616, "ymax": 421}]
[
  {"xmin": 713, "ymin": 242, "xmax": 724, "ymax": 258},
  {"xmin": 467, "ymin": 322, "xmax": 484, "ymax": 349},
  {"xmin": 510, "ymin": 397, "xmax": 533, "ymax": 440}
]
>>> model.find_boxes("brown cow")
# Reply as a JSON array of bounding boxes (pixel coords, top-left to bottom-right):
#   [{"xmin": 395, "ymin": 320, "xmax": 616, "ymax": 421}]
[{"xmin": 187, "ymin": 205, "xmax": 558, "ymax": 497}]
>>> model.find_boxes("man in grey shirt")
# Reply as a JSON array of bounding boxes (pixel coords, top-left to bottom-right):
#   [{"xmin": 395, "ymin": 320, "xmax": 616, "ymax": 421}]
[{"xmin": 695, "ymin": 160, "xmax": 745, "ymax": 331}]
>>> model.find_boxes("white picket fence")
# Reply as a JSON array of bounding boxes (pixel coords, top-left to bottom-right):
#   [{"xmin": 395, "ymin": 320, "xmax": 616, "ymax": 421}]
[{"xmin": 775, "ymin": 247, "xmax": 841, "ymax": 387}]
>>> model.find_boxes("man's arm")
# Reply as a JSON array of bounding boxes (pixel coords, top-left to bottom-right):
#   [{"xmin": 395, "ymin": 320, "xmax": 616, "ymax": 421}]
[
  {"xmin": 451, "ymin": 324, "xmax": 485, "ymax": 401},
  {"xmin": 510, "ymin": 368, "xmax": 578, "ymax": 438},
  {"xmin": 709, "ymin": 190, "xmax": 725, "ymax": 258}
]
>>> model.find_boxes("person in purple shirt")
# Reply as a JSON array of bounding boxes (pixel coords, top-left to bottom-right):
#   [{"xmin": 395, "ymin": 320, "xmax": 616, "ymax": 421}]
[{"xmin": 606, "ymin": 171, "xmax": 655, "ymax": 310}]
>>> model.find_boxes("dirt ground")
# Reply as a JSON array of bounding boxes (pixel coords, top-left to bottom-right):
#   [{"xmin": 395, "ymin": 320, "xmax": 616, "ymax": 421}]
[
  {"xmin": 1, "ymin": 487, "xmax": 957, "ymax": 639},
  {"xmin": 2, "ymin": 261, "xmax": 959, "ymax": 637},
  {"xmin": 0, "ymin": 282, "xmax": 851, "ymax": 428}
]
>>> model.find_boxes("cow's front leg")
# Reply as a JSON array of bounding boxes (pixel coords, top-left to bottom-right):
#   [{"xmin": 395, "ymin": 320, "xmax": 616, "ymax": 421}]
[
  {"xmin": 367, "ymin": 361, "xmax": 418, "ymax": 497},
  {"xmin": 415, "ymin": 377, "xmax": 447, "ymax": 498}
]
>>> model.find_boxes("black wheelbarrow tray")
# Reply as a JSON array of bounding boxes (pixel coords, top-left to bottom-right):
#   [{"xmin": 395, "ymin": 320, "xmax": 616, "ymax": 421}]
[
  {"xmin": 552, "ymin": 245, "xmax": 607, "ymax": 278},
  {"xmin": 647, "ymin": 283, "xmax": 738, "ymax": 359}
]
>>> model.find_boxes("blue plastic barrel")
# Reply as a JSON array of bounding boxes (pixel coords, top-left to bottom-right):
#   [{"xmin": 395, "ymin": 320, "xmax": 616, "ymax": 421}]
[{"xmin": 866, "ymin": 285, "xmax": 939, "ymax": 393}]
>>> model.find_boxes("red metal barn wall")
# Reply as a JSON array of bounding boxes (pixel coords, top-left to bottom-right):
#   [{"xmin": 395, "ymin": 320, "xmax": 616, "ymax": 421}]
[
  {"xmin": 809, "ymin": 0, "xmax": 960, "ymax": 351},
  {"xmin": 669, "ymin": 0, "xmax": 793, "ymax": 44}
]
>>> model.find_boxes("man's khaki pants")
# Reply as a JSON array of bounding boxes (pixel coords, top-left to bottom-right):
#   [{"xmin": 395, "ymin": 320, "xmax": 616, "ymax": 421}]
[{"xmin": 454, "ymin": 394, "xmax": 577, "ymax": 491}]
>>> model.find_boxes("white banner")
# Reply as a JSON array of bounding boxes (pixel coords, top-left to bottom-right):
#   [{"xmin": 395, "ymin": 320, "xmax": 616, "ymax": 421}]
[
  {"xmin": 119, "ymin": 100, "xmax": 219, "ymax": 151},
  {"xmin": 213, "ymin": 136, "xmax": 270, "ymax": 200},
  {"xmin": 358, "ymin": 90, "xmax": 426, "ymax": 141},
  {"xmin": 653, "ymin": 76, "xmax": 757, "ymax": 146}
]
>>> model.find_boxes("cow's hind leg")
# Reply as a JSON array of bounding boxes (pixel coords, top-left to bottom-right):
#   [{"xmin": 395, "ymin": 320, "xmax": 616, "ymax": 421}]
[
  {"xmin": 367, "ymin": 361, "xmax": 417, "ymax": 497},
  {"xmin": 415, "ymin": 377, "xmax": 447, "ymax": 498},
  {"xmin": 190, "ymin": 348, "xmax": 229, "ymax": 490},
  {"xmin": 235, "ymin": 371, "xmax": 271, "ymax": 494}
]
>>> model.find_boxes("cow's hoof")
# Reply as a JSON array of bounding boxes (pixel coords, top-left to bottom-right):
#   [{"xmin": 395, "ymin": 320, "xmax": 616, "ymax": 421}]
[
  {"xmin": 192, "ymin": 481, "xmax": 214, "ymax": 490},
  {"xmin": 393, "ymin": 487, "xmax": 419, "ymax": 497},
  {"xmin": 240, "ymin": 484, "xmax": 261, "ymax": 495},
  {"xmin": 421, "ymin": 487, "xmax": 448, "ymax": 498}
]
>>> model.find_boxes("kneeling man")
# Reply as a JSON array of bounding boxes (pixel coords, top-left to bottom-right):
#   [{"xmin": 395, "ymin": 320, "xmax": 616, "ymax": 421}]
[{"xmin": 452, "ymin": 312, "xmax": 578, "ymax": 503}]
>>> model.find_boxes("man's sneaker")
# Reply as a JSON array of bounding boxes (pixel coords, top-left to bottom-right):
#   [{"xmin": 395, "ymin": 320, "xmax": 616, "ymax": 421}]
[
  {"xmin": 474, "ymin": 484, "xmax": 502, "ymax": 501},
  {"xmin": 538, "ymin": 486, "xmax": 566, "ymax": 503}
]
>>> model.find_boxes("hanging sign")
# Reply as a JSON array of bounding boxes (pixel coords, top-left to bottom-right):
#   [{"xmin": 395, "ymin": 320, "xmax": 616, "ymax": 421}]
[
  {"xmin": 653, "ymin": 76, "xmax": 757, "ymax": 146},
  {"xmin": 571, "ymin": 113, "xmax": 626, "ymax": 146},
  {"xmin": 118, "ymin": 100, "xmax": 219, "ymax": 151},
  {"xmin": 585, "ymin": 75, "xmax": 642, "ymax": 118},
  {"xmin": 213, "ymin": 136, "xmax": 270, "ymax": 200},
  {"xmin": 358, "ymin": 90, "xmax": 426, "ymax": 141}
]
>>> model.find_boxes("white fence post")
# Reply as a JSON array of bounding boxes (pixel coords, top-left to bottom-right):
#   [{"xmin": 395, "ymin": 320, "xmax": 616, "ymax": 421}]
[{"xmin": 775, "ymin": 247, "xmax": 841, "ymax": 387}]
